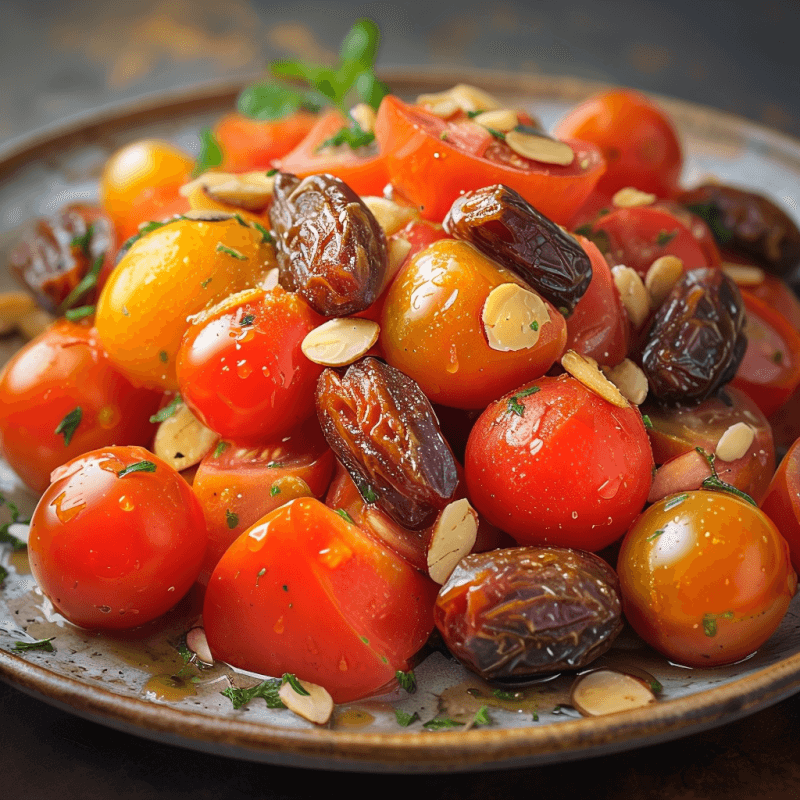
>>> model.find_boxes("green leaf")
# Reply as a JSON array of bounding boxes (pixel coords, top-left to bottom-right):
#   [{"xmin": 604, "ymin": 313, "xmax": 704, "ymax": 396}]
[
  {"xmin": 71, "ymin": 225, "xmax": 94, "ymax": 256},
  {"xmin": 423, "ymin": 717, "xmax": 464, "ymax": 730},
  {"xmin": 149, "ymin": 395, "xmax": 182, "ymax": 424},
  {"xmin": 335, "ymin": 508, "xmax": 355, "ymax": 525},
  {"xmin": 14, "ymin": 637, "xmax": 55, "ymax": 653},
  {"xmin": 396, "ymin": 670, "xmax": 416, "ymax": 693},
  {"xmin": 642, "ymin": 414, "xmax": 653, "ymax": 429},
  {"xmin": 492, "ymin": 688, "xmax": 520, "ymax": 701},
  {"xmin": 64, "ymin": 305, "xmax": 95, "ymax": 321},
  {"xmin": 270, "ymin": 485, "xmax": 281, "ymax": 497},
  {"xmin": 57, "ymin": 253, "xmax": 105, "ymax": 314},
  {"xmin": 281, "ymin": 673, "xmax": 310, "ymax": 696},
  {"xmin": 222, "ymin": 678, "xmax": 285, "ymax": 710},
  {"xmin": 240, "ymin": 314, "xmax": 256, "ymax": 327},
  {"xmin": 506, "ymin": 385, "xmax": 540, "ymax": 416},
  {"xmin": 226, "ymin": 509, "xmax": 239, "ymax": 530},
  {"xmin": 117, "ymin": 460, "xmax": 157, "ymax": 478},
  {"xmin": 472, "ymin": 706, "xmax": 492, "ymax": 726},
  {"xmin": 340, "ymin": 18, "xmax": 381, "ymax": 72},
  {"xmin": 237, "ymin": 82, "xmax": 320, "ymax": 122},
  {"xmin": 192, "ymin": 127, "xmax": 223, "ymax": 178},
  {"xmin": 213, "ymin": 441, "xmax": 229, "ymax": 458},
  {"xmin": 394, "ymin": 709, "xmax": 419, "ymax": 727},
  {"xmin": 54, "ymin": 407, "xmax": 82, "ymax": 446},
  {"xmin": 318, "ymin": 119, "xmax": 375, "ymax": 151},
  {"xmin": 354, "ymin": 70, "xmax": 389, "ymax": 110}
]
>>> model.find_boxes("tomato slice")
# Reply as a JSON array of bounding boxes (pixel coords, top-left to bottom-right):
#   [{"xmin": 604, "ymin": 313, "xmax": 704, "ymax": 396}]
[
  {"xmin": 375, "ymin": 95, "xmax": 605, "ymax": 224},
  {"xmin": 761, "ymin": 436, "xmax": 800, "ymax": 573},
  {"xmin": 278, "ymin": 109, "xmax": 389, "ymax": 196}
]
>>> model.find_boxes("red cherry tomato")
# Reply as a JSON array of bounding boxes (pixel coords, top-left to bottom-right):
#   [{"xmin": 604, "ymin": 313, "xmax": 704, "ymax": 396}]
[
  {"xmin": 0, "ymin": 320, "xmax": 161, "ymax": 494},
  {"xmin": 618, "ymin": 490, "xmax": 796, "ymax": 667},
  {"xmin": 554, "ymin": 88, "xmax": 682, "ymax": 198},
  {"xmin": 214, "ymin": 111, "xmax": 318, "ymax": 171},
  {"xmin": 375, "ymin": 95, "xmax": 605, "ymax": 224},
  {"xmin": 176, "ymin": 286, "xmax": 324, "ymax": 442},
  {"xmin": 28, "ymin": 445, "xmax": 208, "ymax": 630},
  {"xmin": 741, "ymin": 273, "xmax": 800, "ymax": 330},
  {"xmin": 278, "ymin": 109, "xmax": 389, "ymax": 196},
  {"xmin": 203, "ymin": 497, "xmax": 439, "ymax": 703},
  {"xmin": 465, "ymin": 374, "xmax": 653, "ymax": 551},
  {"xmin": 761, "ymin": 436, "xmax": 800, "ymax": 574}
]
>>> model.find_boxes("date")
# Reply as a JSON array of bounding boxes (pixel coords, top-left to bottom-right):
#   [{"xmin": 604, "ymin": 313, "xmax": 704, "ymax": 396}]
[
  {"xmin": 315, "ymin": 357, "xmax": 458, "ymax": 530},
  {"xmin": 434, "ymin": 547, "xmax": 623, "ymax": 680},
  {"xmin": 270, "ymin": 172, "xmax": 387, "ymax": 316},
  {"xmin": 443, "ymin": 184, "xmax": 592, "ymax": 315}
]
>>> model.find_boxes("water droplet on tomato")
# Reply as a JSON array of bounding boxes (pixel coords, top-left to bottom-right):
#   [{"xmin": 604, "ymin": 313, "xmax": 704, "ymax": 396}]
[
  {"xmin": 236, "ymin": 360, "xmax": 253, "ymax": 379},
  {"xmin": 118, "ymin": 495, "xmax": 135, "ymax": 512},
  {"xmin": 273, "ymin": 616, "xmax": 284, "ymax": 634},
  {"xmin": 597, "ymin": 473, "xmax": 623, "ymax": 500},
  {"xmin": 96, "ymin": 405, "xmax": 119, "ymax": 429},
  {"xmin": 51, "ymin": 491, "xmax": 85, "ymax": 523}
]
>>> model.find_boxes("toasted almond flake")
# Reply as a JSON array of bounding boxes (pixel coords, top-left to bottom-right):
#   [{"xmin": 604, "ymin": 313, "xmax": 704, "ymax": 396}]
[
  {"xmin": 571, "ymin": 669, "xmax": 656, "ymax": 716},
  {"xmin": 361, "ymin": 196, "xmax": 418, "ymax": 236},
  {"xmin": 612, "ymin": 187, "xmax": 657, "ymax": 208},
  {"xmin": 562, "ymin": 349, "xmax": 629, "ymax": 408},
  {"xmin": 349, "ymin": 102, "xmax": 377, "ymax": 133},
  {"xmin": 384, "ymin": 237, "xmax": 412, "ymax": 287},
  {"xmin": 472, "ymin": 109, "xmax": 519, "ymax": 132},
  {"xmin": 0, "ymin": 292, "xmax": 37, "ymax": 335},
  {"xmin": 427, "ymin": 499, "xmax": 478, "ymax": 584},
  {"xmin": 722, "ymin": 262, "xmax": 766, "ymax": 287},
  {"xmin": 602, "ymin": 358, "xmax": 649, "ymax": 405},
  {"xmin": 17, "ymin": 308, "xmax": 55, "ymax": 340},
  {"xmin": 715, "ymin": 422, "xmax": 755, "ymax": 462},
  {"xmin": 153, "ymin": 402, "xmax": 218, "ymax": 471},
  {"xmin": 180, "ymin": 209, "xmax": 235, "ymax": 222},
  {"xmin": 416, "ymin": 93, "xmax": 460, "ymax": 118},
  {"xmin": 481, "ymin": 283, "xmax": 550, "ymax": 352},
  {"xmin": 261, "ymin": 267, "xmax": 280, "ymax": 290},
  {"xmin": 645, "ymin": 255, "xmax": 684, "ymax": 308},
  {"xmin": 279, "ymin": 678, "xmax": 334, "ymax": 725},
  {"xmin": 611, "ymin": 265, "xmax": 650, "ymax": 328},
  {"xmin": 186, "ymin": 626, "xmax": 214, "ymax": 665},
  {"xmin": 205, "ymin": 172, "xmax": 275, "ymax": 212},
  {"xmin": 301, "ymin": 318, "xmax": 380, "ymax": 367},
  {"xmin": 504, "ymin": 129, "xmax": 574, "ymax": 166},
  {"xmin": 448, "ymin": 83, "xmax": 502, "ymax": 113}
]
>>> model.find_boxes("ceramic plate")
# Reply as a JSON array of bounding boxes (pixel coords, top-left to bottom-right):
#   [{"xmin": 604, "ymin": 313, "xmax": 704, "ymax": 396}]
[{"xmin": 1, "ymin": 70, "xmax": 800, "ymax": 773}]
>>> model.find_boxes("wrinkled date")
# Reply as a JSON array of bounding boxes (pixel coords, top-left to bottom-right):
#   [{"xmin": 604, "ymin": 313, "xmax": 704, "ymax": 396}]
[
  {"xmin": 434, "ymin": 547, "xmax": 623, "ymax": 680},
  {"xmin": 443, "ymin": 184, "xmax": 592, "ymax": 315},
  {"xmin": 681, "ymin": 183, "xmax": 800, "ymax": 286},
  {"xmin": 8, "ymin": 204, "xmax": 112, "ymax": 313},
  {"xmin": 641, "ymin": 268, "xmax": 747, "ymax": 404},
  {"xmin": 315, "ymin": 357, "xmax": 458, "ymax": 530},
  {"xmin": 270, "ymin": 172, "xmax": 387, "ymax": 316}
]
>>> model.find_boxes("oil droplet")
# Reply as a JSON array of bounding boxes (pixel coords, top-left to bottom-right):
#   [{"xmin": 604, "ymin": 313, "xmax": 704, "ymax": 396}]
[
  {"xmin": 96, "ymin": 405, "xmax": 119, "ymax": 429},
  {"xmin": 336, "ymin": 708, "xmax": 375, "ymax": 728},
  {"xmin": 318, "ymin": 540, "xmax": 353, "ymax": 569},
  {"xmin": 273, "ymin": 616, "xmax": 284, "ymax": 634},
  {"xmin": 445, "ymin": 344, "xmax": 459, "ymax": 374},
  {"xmin": 118, "ymin": 495, "xmax": 135, "ymax": 512},
  {"xmin": 144, "ymin": 674, "xmax": 197, "ymax": 702},
  {"xmin": 338, "ymin": 655, "xmax": 348, "ymax": 672},
  {"xmin": 51, "ymin": 491, "xmax": 85, "ymax": 524},
  {"xmin": 597, "ymin": 473, "xmax": 623, "ymax": 500},
  {"xmin": 236, "ymin": 360, "xmax": 253, "ymax": 379}
]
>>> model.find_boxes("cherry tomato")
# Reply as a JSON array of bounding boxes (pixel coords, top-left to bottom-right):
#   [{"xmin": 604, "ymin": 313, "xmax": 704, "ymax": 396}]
[
  {"xmin": 554, "ymin": 88, "xmax": 682, "ymax": 198},
  {"xmin": 0, "ymin": 320, "xmax": 161, "ymax": 494},
  {"xmin": 380, "ymin": 239, "xmax": 567, "ymax": 409},
  {"xmin": 192, "ymin": 418, "xmax": 335, "ymax": 585},
  {"xmin": 738, "ymin": 272, "xmax": 800, "ymax": 330},
  {"xmin": 213, "ymin": 111, "xmax": 318, "ymax": 172},
  {"xmin": 28, "ymin": 445, "xmax": 207, "ymax": 630},
  {"xmin": 618, "ymin": 490, "xmax": 796, "ymax": 667},
  {"xmin": 176, "ymin": 286, "xmax": 323, "ymax": 442},
  {"xmin": 566, "ymin": 236, "xmax": 629, "ymax": 365},
  {"xmin": 203, "ymin": 497, "xmax": 439, "ymax": 703},
  {"xmin": 278, "ymin": 109, "xmax": 389, "ymax": 196},
  {"xmin": 375, "ymin": 95, "xmax": 605, "ymax": 224},
  {"xmin": 761, "ymin": 437, "xmax": 800, "ymax": 573},
  {"xmin": 465, "ymin": 374, "xmax": 653, "ymax": 551}
]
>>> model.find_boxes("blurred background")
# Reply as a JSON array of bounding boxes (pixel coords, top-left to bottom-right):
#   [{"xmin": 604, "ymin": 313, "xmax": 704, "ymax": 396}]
[{"xmin": 1, "ymin": 0, "xmax": 799, "ymax": 148}]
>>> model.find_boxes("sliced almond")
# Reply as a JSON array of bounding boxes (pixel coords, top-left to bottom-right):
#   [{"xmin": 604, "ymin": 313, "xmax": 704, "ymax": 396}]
[
  {"xmin": 571, "ymin": 669, "xmax": 656, "ymax": 716},
  {"xmin": 384, "ymin": 236, "xmax": 412, "ymax": 287},
  {"xmin": 181, "ymin": 171, "xmax": 275, "ymax": 212},
  {"xmin": 17, "ymin": 308, "xmax": 55, "ymax": 340},
  {"xmin": 415, "ymin": 93, "xmax": 460, "ymax": 118},
  {"xmin": 301, "ymin": 318, "xmax": 380, "ymax": 367},
  {"xmin": 722, "ymin": 262, "xmax": 766, "ymax": 287},
  {"xmin": 153, "ymin": 402, "xmax": 218, "ymax": 471},
  {"xmin": 0, "ymin": 291, "xmax": 37, "ymax": 335},
  {"xmin": 715, "ymin": 422, "xmax": 755, "ymax": 462},
  {"xmin": 349, "ymin": 102, "xmax": 377, "ymax": 133},
  {"xmin": 472, "ymin": 109, "xmax": 519, "ymax": 132},
  {"xmin": 504, "ymin": 130, "xmax": 574, "ymax": 166},
  {"xmin": 261, "ymin": 267, "xmax": 280, "ymax": 290},
  {"xmin": 645, "ymin": 255, "xmax": 684, "ymax": 308},
  {"xmin": 278, "ymin": 678, "xmax": 334, "ymax": 725},
  {"xmin": 180, "ymin": 209, "xmax": 236, "ymax": 222},
  {"xmin": 611, "ymin": 265, "xmax": 650, "ymax": 328},
  {"xmin": 602, "ymin": 358, "xmax": 649, "ymax": 405},
  {"xmin": 186, "ymin": 626, "xmax": 214, "ymax": 665},
  {"xmin": 612, "ymin": 187, "xmax": 657, "ymax": 208},
  {"xmin": 562, "ymin": 350, "xmax": 629, "ymax": 408},
  {"xmin": 481, "ymin": 283, "xmax": 551, "ymax": 352},
  {"xmin": 361, "ymin": 196, "xmax": 418, "ymax": 236},
  {"xmin": 448, "ymin": 83, "xmax": 502, "ymax": 113},
  {"xmin": 427, "ymin": 498, "xmax": 478, "ymax": 584}
]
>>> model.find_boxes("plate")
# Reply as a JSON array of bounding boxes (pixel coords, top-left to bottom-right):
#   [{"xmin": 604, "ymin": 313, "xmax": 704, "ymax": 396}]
[{"xmin": 1, "ymin": 69, "xmax": 800, "ymax": 773}]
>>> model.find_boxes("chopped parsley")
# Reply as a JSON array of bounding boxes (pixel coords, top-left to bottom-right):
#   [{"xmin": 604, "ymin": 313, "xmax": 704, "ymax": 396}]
[
  {"xmin": 529, "ymin": 320, "xmax": 539, "ymax": 331},
  {"xmin": 233, "ymin": 213, "xmax": 249, "ymax": 228},
  {"xmin": 57, "ymin": 253, "xmax": 105, "ymax": 314},
  {"xmin": 192, "ymin": 127, "xmax": 224, "ymax": 178},
  {"xmin": 13, "ymin": 637, "xmax": 55, "ymax": 653},
  {"xmin": 54, "ymin": 407, "xmax": 82, "ymax": 446},
  {"xmin": 149, "ymin": 394, "xmax": 182, "ymax": 424},
  {"xmin": 253, "ymin": 222, "xmax": 274, "ymax": 244},
  {"xmin": 117, "ymin": 460, "xmax": 157, "ymax": 478},
  {"xmin": 213, "ymin": 440, "xmax": 229, "ymax": 458},
  {"xmin": 158, "ymin": 350, "xmax": 168, "ymax": 363},
  {"xmin": 507, "ymin": 385, "xmax": 540, "ymax": 416},
  {"xmin": 225, "ymin": 509, "xmax": 239, "ymax": 530},
  {"xmin": 70, "ymin": 225, "xmax": 94, "ymax": 255},
  {"xmin": 664, "ymin": 493, "xmax": 689, "ymax": 511},
  {"xmin": 281, "ymin": 673, "xmax": 310, "ymax": 696},
  {"xmin": 270, "ymin": 485, "xmax": 281, "ymax": 497},
  {"xmin": 358, "ymin": 482, "xmax": 378, "ymax": 504},
  {"xmin": 318, "ymin": 119, "xmax": 375, "ymax": 151},
  {"xmin": 395, "ymin": 670, "xmax": 416, "ymax": 693},
  {"xmin": 656, "ymin": 229, "xmax": 678, "ymax": 247},
  {"xmin": 335, "ymin": 508, "xmax": 355, "ymax": 524},
  {"xmin": 394, "ymin": 709, "xmax": 419, "ymax": 727},
  {"xmin": 222, "ymin": 678, "xmax": 285, "ymax": 710},
  {"xmin": 423, "ymin": 717, "xmax": 464, "ymax": 730},
  {"xmin": 201, "ymin": 277, "xmax": 213, "ymax": 289},
  {"xmin": 492, "ymin": 688, "xmax": 520, "ymax": 701},
  {"xmin": 266, "ymin": 168, "xmax": 278, "ymax": 177},
  {"xmin": 216, "ymin": 243, "xmax": 247, "ymax": 260},
  {"xmin": 703, "ymin": 610, "xmax": 734, "ymax": 637},
  {"xmin": 64, "ymin": 304, "xmax": 95, "ymax": 321},
  {"xmin": 646, "ymin": 528, "xmax": 666, "ymax": 542},
  {"xmin": 240, "ymin": 314, "xmax": 256, "ymax": 327},
  {"xmin": 642, "ymin": 414, "xmax": 653, "ymax": 429},
  {"xmin": 471, "ymin": 706, "xmax": 492, "ymax": 727}
]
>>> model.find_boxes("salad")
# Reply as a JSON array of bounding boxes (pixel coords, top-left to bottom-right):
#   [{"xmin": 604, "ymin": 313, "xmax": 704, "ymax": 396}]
[{"xmin": 1, "ymin": 19, "xmax": 800, "ymax": 727}]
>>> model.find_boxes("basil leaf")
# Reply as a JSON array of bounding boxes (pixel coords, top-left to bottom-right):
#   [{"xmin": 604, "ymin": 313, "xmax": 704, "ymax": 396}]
[
  {"xmin": 340, "ymin": 18, "xmax": 380, "ymax": 71},
  {"xmin": 238, "ymin": 83, "xmax": 318, "ymax": 121},
  {"xmin": 55, "ymin": 407, "xmax": 82, "ymax": 446},
  {"xmin": 355, "ymin": 70, "xmax": 389, "ymax": 110},
  {"xmin": 117, "ymin": 461, "xmax": 157, "ymax": 478},
  {"xmin": 192, "ymin": 127, "xmax": 223, "ymax": 178}
]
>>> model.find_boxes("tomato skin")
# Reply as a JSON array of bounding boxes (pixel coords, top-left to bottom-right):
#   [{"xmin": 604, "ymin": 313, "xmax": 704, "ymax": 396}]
[
  {"xmin": 203, "ymin": 497, "xmax": 438, "ymax": 703},
  {"xmin": 177, "ymin": 286, "xmax": 324, "ymax": 442},
  {"xmin": 380, "ymin": 239, "xmax": 567, "ymax": 409},
  {"xmin": 278, "ymin": 109, "xmax": 389, "ymax": 196},
  {"xmin": 375, "ymin": 95, "xmax": 605, "ymax": 224},
  {"xmin": 465, "ymin": 374, "xmax": 653, "ymax": 551},
  {"xmin": 0, "ymin": 320, "xmax": 161, "ymax": 494},
  {"xmin": 28, "ymin": 445, "xmax": 207, "ymax": 630},
  {"xmin": 214, "ymin": 111, "xmax": 317, "ymax": 171},
  {"xmin": 761, "ymin": 437, "xmax": 800, "ymax": 574},
  {"xmin": 618, "ymin": 491, "xmax": 796, "ymax": 667},
  {"xmin": 554, "ymin": 89, "xmax": 682, "ymax": 198}
]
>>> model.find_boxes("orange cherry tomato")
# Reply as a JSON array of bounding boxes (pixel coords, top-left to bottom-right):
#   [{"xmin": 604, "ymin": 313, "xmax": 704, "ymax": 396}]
[
  {"xmin": 618, "ymin": 491, "xmax": 796, "ymax": 667},
  {"xmin": 375, "ymin": 95, "xmax": 605, "ymax": 224},
  {"xmin": 554, "ymin": 88, "xmax": 682, "ymax": 198},
  {"xmin": 203, "ymin": 497, "xmax": 439, "ymax": 703},
  {"xmin": 761, "ymin": 436, "xmax": 800, "ymax": 574}
]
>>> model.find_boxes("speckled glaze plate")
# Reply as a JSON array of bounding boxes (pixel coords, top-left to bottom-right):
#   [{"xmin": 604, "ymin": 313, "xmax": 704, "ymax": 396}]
[{"xmin": 1, "ymin": 70, "xmax": 800, "ymax": 773}]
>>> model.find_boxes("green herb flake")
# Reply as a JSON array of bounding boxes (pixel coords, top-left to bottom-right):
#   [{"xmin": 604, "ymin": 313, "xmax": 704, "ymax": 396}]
[
  {"xmin": 192, "ymin": 127, "xmax": 224, "ymax": 178},
  {"xmin": 335, "ymin": 508, "xmax": 355, "ymax": 524},
  {"xmin": 213, "ymin": 440, "xmax": 229, "ymax": 458},
  {"xmin": 359, "ymin": 482, "xmax": 378, "ymax": 504},
  {"xmin": 226, "ymin": 509, "xmax": 239, "ymax": 530},
  {"xmin": 267, "ymin": 460, "xmax": 284, "ymax": 469},
  {"xmin": 57, "ymin": 253, "xmax": 105, "ymax": 314},
  {"xmin": 282, "ymin": 584, "xmax": 288, "ymax": 592},
  {"xmin": 233, "ymin": 213, "xmax": 249, "ymax": 228},
  {"xmin": 492, "ymin": 688, "xmax": 520, "ymax": 701},
  {"xmin": 266, "ymin": 168, "xmax": 278, "ymax": 177},
  {"xmin": 54, "ymin": 407, "xmax": 82, "ymax": 446},
  {"xmin": 485, "ymin": 127, "xmax": 506, "ymax": 141},
  {"xmin": 573, "ymin": 223, "xmax": 593, "ymax": 237},
  {"xmin": 440, "ymin": 131, "xmax": 449, "ymax": 141},
  {"xmin": 70, "ymin": 226, "xmax": 94, "ymax": 255},
  {"xmin": 532, "ymin": 711, "xmax": 539, "ymax": 722},
  {"xmin": 647, "ymin": 528, "xmax": 666, "ymax": 542},
  {"xmin": 0, "ymin": 493, "xmax": 30, "ymax": 551},
  {"xmin": 395, "ymin": 709, "xmax": 419, "ymax": 727},
  {"xmin": 64, "ymin": 305, "xmax": 95, "ymax": 321},
  {"xmin": 395, "ymin": 670, "xmax": 416, "ymax": 693},
  {"xmin": 149, "ymin": 395, "xmax": 182, "ymax": 424},
  {"xmin": 201, "ymin": 277, "xmax": 212, "ymax": 289},
  {"xmin": 656, "ymin": 229, "xmax": 678, "ymax": 247},
  {"xmin": 0, "ymin": 565, "xmax": 8, "ymax": 584},
  {"xmin": 664, "ymin": 493, "xmax": 689, "ymax": 511},
  {"xmin": 472, "ymin": 706, "xmax": 492, "ymax": 727},
  {"xmin": 360, "ymin": 635, "xmax": 369, "ymax": 645},
  {"xmin": 507, "ymin": 385, "xmax": 540, "ymax": 416},
  {"xmin": 256, "ymin": 567, "xmax": 266, "ymax": 586},
  {"xmin": 318, "ymin": 119, "xmax": 375, "ymax": 151},
  {"xmin": 773, "ymin": 350, "xmax": 784, "ymax": 364},
  {"xmin": 529, "ymin": 320, "xmax": 539, "ymax": 331},
  {"xmin": 216, "ymin": 243, "xmax": 247, "ymax": 260},
  {"xmin": 282, "ymin": 673, "xmax": 310, "ymax": 696},
  {"xmin": 158, "ymin": 350, "xmax": 168, "ymax": 363},
  {"xmin": 270, "ymin": 485, "xmax": 281, "ymax": 497},
  {"xmin": 222, "ymin": 678, "xmax": 285, "ymax": 710},
  {"xmin": 423, "ymin": 717, "xmax": 464, "ymax": 730},
  {"xmin": 13, "ymin": 637, "xmax": 55, "ymax": 653},
  {"xmin": 252, "ymin": 221, "xmax": 274, "ymax": 244},
  {"xmin": 117, "ymin": 460, "xmax": 157, "ymax": 478},
  {"xmin": 240, "ymin": 314, "xmax": 256, "ymax": 327},
  {"xmin": 642, "ymin": 414, "xmax": 653, "ymax": 429},
  {"xmin": 703, "ymin": 610, "xmax": 734, "ymax": 637}
]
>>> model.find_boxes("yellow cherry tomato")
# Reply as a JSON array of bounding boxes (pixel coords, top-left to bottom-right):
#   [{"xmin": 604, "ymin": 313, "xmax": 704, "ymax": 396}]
[{"xmin": 95, "ymin": 216, "xmax": 276, "ymax": 390}]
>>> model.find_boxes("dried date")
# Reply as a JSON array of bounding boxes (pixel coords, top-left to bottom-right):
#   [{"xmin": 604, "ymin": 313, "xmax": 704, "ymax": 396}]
[
  {"xmin": 8, "ymin": 204, "xmax": 112, "ymax": 313},
  {"xmin": 443, "ymin": 184, "xmax": 592, "ymax": 315},
  {"xmin": 270, "ymin": 172, "xmax": 387, "ymax": 316},
  {"xmin": 315, "ymin": 357, "xmax": 458, "ymax": 529},
  {"xmin": 641, "ymin": 268, "xmax": 747, "ymax": 404},
  {"xmin": 434, "ymin": 547, "xmax": 623, "ymax": 680}
]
